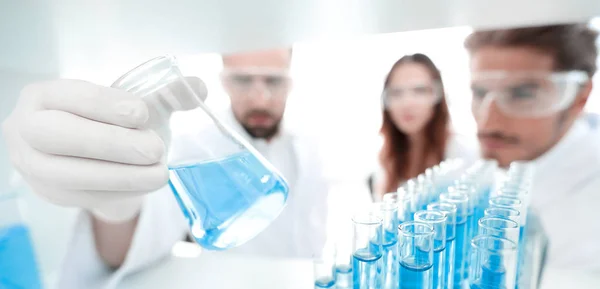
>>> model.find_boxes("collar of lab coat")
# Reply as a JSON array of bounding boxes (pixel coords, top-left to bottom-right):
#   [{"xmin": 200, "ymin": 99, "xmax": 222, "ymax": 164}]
[{"xmin": 530, "ymin": 113, "xmax": 598, "ymax": 176}]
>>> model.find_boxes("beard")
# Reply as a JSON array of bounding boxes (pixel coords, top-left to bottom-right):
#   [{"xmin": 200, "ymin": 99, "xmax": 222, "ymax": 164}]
[
  {"xmin": 241, "ymin": 122, "xmax": 281, "ymax": 139},
  {"xmin": 240, "ymin": 109, "xmax": 282, "ymax": 140}
]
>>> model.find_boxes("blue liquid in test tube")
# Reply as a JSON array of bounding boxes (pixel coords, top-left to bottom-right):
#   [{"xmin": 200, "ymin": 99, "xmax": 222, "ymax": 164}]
[
  {"xmin": 374, "ymin": 202, "xmax": 400, "ymax": 289},
  {"xmin": 428, "ymin": 202, "xmax": 458, "ymax": 289},
  {"xmin": 440, "ymin": 192, "xmax": 469, "ymax": 289},
  {"xmin": 415, "ymin": 210, "xmax": 447, "ymax": 289},
  {"xmin": 352, "ymin": 213, "xmax": 383, "ymax": 289},
  {"xmin": 398, "ymin": 221, "xmax": 434, "ymax": 289},
  {"xmin": 469, "ymin": 235, "xmax": 518, "ymax": 289}
]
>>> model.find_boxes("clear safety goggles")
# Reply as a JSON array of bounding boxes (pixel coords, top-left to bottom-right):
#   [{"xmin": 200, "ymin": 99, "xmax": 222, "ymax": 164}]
[
  {"xmin": 382, "ymin": 82, "xmax": 443, "ymax": 108},
  {"xmin": 220, "ymin": 67, "xmax": 291, "ymax": 99},
  {"xmin": 470, "ymin": 70, "xmax": 589, "ymax": 118}
]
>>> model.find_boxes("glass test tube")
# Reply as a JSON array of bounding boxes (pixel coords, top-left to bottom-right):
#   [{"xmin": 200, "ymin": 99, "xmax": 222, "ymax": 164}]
[
  {"xmin": 398, "ymin": 221, "xmax": 435, "ymax": 289},
  {"xmin": 488, "ymin": 197, "xmax": 525, "ymax": 239},
  {"xmin": 314, "ymin": 246, "xmax": 337, "ymax": 289},
  {"xmin": 374, "ymin": 202, "xmax": 400, "ymax": 289},
  {"xmin": 478, "ymin": 217, "xmax": 520, "ymax": 245},
  {"xmin": 427, "ymin": 202, "xmax": 457, "ymax": 289},
  {"xmin": 469, "ymin": 235, "xmax": 518, "ymax": 289},
  {"xmin": 414, "ymin": 211, "xmax": 447, "ymax": 289},
  {"xmin": 484, "ymin": 208, "xmax": 520, "ymax": 225},
  {"xmin": 335, "ymin": 240, "xmax": 353, "ymax": 289},
  {"xmin": 352, "ymin": 213, "xmax": 383, "ymax": 289},
  {"xmin": 384, "ymin": 189, "xmax": 412, "ymax": 224},
  {"xmin": 439, "ymin": 192, "xmax": 469, "ymax": 289}
]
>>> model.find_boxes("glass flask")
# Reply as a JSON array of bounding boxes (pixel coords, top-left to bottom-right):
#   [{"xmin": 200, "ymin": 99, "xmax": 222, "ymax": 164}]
[{"xmin": 112, "ymin": 55, "xmax": 289, "ymax": 250}]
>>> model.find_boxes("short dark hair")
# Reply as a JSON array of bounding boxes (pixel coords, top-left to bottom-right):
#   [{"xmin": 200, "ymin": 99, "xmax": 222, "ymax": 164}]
[{"xmin": 464, "ymin": 23, "xmax": 599, "ymax": 77}]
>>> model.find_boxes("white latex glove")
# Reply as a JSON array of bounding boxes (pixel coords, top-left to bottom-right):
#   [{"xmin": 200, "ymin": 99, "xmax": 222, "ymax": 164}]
[{"xmin": 1, "ymin": 77, "xmax": 206, "ymax": 222}]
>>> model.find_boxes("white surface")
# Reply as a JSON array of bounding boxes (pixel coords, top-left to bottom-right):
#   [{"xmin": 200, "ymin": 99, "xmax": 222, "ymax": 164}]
[
  {"xmin": 118, "ymin": 249, "xmax": 314, "ymax": 289},
  {"xmin": 117, "ymin": 248, "xmax": 600, "ymax": 289}
]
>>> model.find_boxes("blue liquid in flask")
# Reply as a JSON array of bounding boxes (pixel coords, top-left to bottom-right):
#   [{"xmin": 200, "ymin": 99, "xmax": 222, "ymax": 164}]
[
  {"xmin": 169, "ymin": 150, "xmax": 289, "ymax": 250},
  {"xmin": 0, "ymin": 224, "xmax": 42, "ymax": 289},
  {"xmin": 399, "ymin": 261, "xmax": 433, "ymax": 289},
  {"xmin": 352, "ymin": 249, "xmax": 382, "ymax": 289}
]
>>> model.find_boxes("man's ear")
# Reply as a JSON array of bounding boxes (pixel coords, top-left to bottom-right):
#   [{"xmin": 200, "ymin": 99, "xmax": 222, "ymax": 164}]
[{"xmin": 572, "ymin": 80, "xmax": 593, "ymax": 113}]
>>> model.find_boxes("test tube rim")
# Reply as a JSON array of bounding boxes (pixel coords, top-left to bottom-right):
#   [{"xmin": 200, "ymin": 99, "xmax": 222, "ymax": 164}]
[
  {"xmin": 489, "ymin": 196, "xmax": 523, "ymax": 208},
  {"xmin": 478, "ymin": 216, "xmax": 520, "ymax": 231},
  {"xmin": 414, "ymin": 210, "xmax": 447, "ymax": 225},
  {"xmin": 427, "ymin": 202, "xmax": 458, "ymax": 215},
  {"xmin": 470, "ymin": 235, "xmax": 518, "ymax": 253},
  {"xmin": 352, "ymin": 213, "xmax": 383, "ymax": 225},
  {"xmin": 398, "ymin": 221, "xmax": 434, "ymax": 238},
  {"xmin": 484, "ymin": 207, "xmax": 520, "ymax": 219}
]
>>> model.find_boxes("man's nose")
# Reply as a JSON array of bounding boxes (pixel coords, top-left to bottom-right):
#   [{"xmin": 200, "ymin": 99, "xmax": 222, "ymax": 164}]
[
  {"xmin": 247, "ymin": 81, "xmax": 273, "ymax": 104},
  {"xmin": 474, "ymin": 94, "xmax": 505, "ymax": 131}
]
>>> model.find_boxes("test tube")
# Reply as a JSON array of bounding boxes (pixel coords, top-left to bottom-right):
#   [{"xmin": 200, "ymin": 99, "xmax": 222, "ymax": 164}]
[
  {"xmin": 469, "ymin": 235, "xmax": 518, "ymax": 289},
  {"xmin": 403, "ymin": 180, "xmax": 418, "ymax": 221},
  {"xmin": 439, "ymin": 192, "xmax": 469, "ymax": 289},
  {"xmin": 488, "ymin": 197, "xmax": 526, "ymax": 239},
  {"xmin": 489, "ymin": 195, "xmax": 528, "ymax": 288},
  {"xmin": 414, "ymin": 211, "xmax": 447, "ymax": 289},
  {"xmin": 334, "ymin": 240, "xmax": 353, "ymax": 289},
  {"xmin": 352, "ymin": 213, "xmax": 383, "ymax": 289},
  {"xmin": 478, "ymin": 217, "xmax": 520, "ymax": 245},
  {"xmin": 314, "ymin": 246, "xmax": 337, "ymax": 288},
  {"xmin": 374, "ymin": 202, "xmax": 399, "ymax": 289},
  {"xmin": 383, "ymin": 188, "xmax": 412, "ymax": 224},
  {"xmin": 398, "ymin": 221, "xmax": 435, "ymax": 289},
  {"xmin": 452, "ymin": 184, "xmax": 476, "ymax": 281},
  {"xmin": 484, "ymin": 208, "xmax": 520, "ymax": 224},
  {"xmin": 427, "ymin": 202, "xmax": 457, "ymax": 289}
]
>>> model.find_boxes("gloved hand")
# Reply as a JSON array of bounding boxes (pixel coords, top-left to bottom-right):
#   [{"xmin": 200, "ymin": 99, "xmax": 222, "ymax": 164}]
[{"xmin": 1, "ymin": 77, "xmax": 207, "ymax": 222}]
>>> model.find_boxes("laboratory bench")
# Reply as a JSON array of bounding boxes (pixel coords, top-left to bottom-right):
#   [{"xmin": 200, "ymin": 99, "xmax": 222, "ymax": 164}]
[{"xmin": 117, "ymin": 243, "xmax": 600, "ymax": 289}]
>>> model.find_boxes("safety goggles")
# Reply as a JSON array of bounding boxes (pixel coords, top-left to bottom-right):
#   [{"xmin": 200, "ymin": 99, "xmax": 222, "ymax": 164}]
[
  {"xmin": 382, "ymin": 82, "xmax": 443, "ymax": 108},
  {"xmin": 220, "ymin": 67, "xmax": 291, "ymax": 99},
  {"xmin": 470, "ymin": 70, "xmax": 589, "ymax": 118}
]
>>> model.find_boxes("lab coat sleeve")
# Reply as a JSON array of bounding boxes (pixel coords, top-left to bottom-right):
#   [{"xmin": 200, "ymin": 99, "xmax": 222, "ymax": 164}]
[{"xmin": 57, "ymin": 186, "xmax": 188, "ymax": 289}]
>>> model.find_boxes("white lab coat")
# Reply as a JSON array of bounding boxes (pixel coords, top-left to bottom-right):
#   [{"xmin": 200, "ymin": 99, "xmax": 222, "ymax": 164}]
[
  {"xmin": 57, "ymin": 109, "xmax": 369, "ymax": 288},
  {"xmin": 526, "ymin": 113, "xmax": 600, "ymax": 271}
]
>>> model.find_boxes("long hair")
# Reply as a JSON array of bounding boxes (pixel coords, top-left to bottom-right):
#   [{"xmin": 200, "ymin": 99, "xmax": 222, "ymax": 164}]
[{"xmin": 379, "ymin": 53, "xmax": 450, "ymax": 194}]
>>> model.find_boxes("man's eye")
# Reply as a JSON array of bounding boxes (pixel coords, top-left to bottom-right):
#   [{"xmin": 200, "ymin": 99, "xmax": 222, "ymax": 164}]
[
  {"xmin": 265, "ymin": 76, "xmax": 284, "ymax": 86},
  {"xmin": 471, "ymin": 87, "xmax": 488, "ymax": 99},
  {"xmin": 231, "ymin": 75, "xmax": 253, "ymax": 84},
  {"xmin": 510, "ymin": 84, "xmax": 539, "ymax": 100}
]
